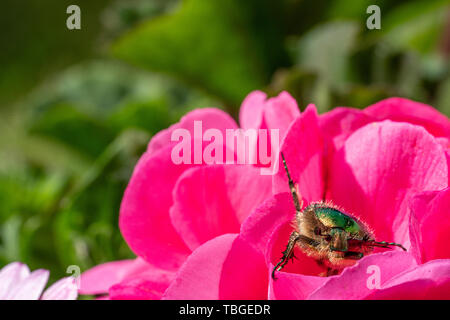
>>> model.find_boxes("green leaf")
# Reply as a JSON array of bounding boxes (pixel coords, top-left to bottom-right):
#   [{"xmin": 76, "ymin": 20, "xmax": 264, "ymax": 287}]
[
  {"xmin": 379, "ymin": 0, "xmax": 449, "ymax": 54},
  {"xmin": 294, "ymin": 21, "xmax": 360, "ymax": 91},
  {"xmin": 112, "ymin": 0, "xmax": 288, "ymax": 106}
]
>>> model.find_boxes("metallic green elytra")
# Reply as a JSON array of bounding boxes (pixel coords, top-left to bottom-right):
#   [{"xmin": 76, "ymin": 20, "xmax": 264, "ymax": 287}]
[
  {"xmin": 313, "ymin": 204, "xmax": 361, "ymax": 235},
  {"xmin": 272, "ymin": 153, "xmax": 407, "ymax": 279}
]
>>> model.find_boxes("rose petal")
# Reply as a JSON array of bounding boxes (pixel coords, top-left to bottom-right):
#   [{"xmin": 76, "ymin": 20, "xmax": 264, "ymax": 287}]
[
  {"xmin": 80, "ymin": 258, "xmax": 154, "ymax": 295},
  {"xmin": 240, "ymin": 91, "xmax": 300, "ymax": 140},
  {"xmin": 162, "ymin": 234, "xmax": 268, "ymax": 300},
  {"xmin": 171, "ymin": 165, "xmax": 272, "ymax": 251},
  {"xmin": 273, "ymin": 104, "xmax": 325, "ymax": 203},
  {"xmin": 148, "ymin": 108, "xmax": 238, "ymax": 154},
  {"xmin": 364, "ymin": 97, "xmax": 450, "ymax": 138},
  {"xmin": 240, "ymin": 193, "xmax": 295, "ymax": 255},
  {"xmin": 319, "ymin": 107, "xmax": 374, "ymax": 152},
  {"xmin": 308, "ymin": 251, "xmax": 417, "ymax": 300},
  {"xmin": 109, "ymin": 274, "xmax": 173, "ymax": 300},
  {"xmin": 239, "ymin": 91, "xmax": 266, "ymax": 131},
  {"xmin": 121, "ymin": 109, "xmax": 239, "ymax": 271},
  {"xmin": 328, "ymin": 121, "xmax": 448, "ymax": 247},
  {"xmin": 120, "ymin": 147, "xmax": 192, "ymax": 271},
  {"xmin": 366, "ymin": 259, "xmax": 450, "ymax": 300},
  {"xmin": 409, "ymin": 188, "xmax": 450, "ymax": 263}
]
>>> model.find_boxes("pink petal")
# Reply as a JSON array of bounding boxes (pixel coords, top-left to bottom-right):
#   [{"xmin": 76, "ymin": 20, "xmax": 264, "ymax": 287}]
[
  {"xmin": 42, "ymin": 277, "xmax": 78, "ymax": 300},
  {"xmin": 240, "ymin": 193, "xmax": 296, "ymax": 255},
  {"xmin": 273, "ymin": 104, "xmax": 325, "ymax": 203},
  {"xmin": 109, "ymin": 276, "xmax": 172, "ymax": 300},
  {"xmin": 308, "ymin": 251, "xmax": 417, "ymax": 300},
  {"xmin": 319, "ymin": 107, "xmax": 374, "ymax": 152},
  {"xmin": 148, "ymin": 108, "xmax": 238, "ymax": 154},
  {"xmin": 121, "ymin": 110, "xmax": 239, "ymax": 271},
  {"xmin": 409, "ymin": 188, "xmax": 450, "ymax": 263},
  {"xmin": 366, "ymin": 259, "xmax": 450, "ymax": 299},
  {"xmin": 239, "ymin": 91, "xmax": 300, "ymax": 140},
  {"xmin": 171, "ymin": 165, "xmax": 272, "ymax": 251},
  {"xmin": 79, "ymin": 258, "xmax": 153, "ymax": 295},
  {"xmin": 239, "ymin": 91, "xmax": 266, "ymax": 131},
  {"xmin": 119, "ymin": 147, "xmax": 193, "ymax": 271},
  {"xmin": 162, "ymin": 234, "xmax": 268, "ymax": 300},
  {"xmin": 328, "ymin": 121, "xmax": 448, "ymax": 247},
  {"xmin": 269, "ymin": 271, "xmax": 328, "ymax": 300},
  {"xmin": 9, "ymin": 269, "xmax": 49, "ymax": 300},
  {"xmin": 0, "ymin": 262, "xmax": 30, "ymax": 299},
  {"xmin": 364, "ymin": 97, "xmax": 450, "ymax": 138}
]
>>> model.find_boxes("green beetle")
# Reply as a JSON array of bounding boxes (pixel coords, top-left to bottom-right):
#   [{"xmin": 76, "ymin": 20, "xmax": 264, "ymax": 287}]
[{"xmin": 272, "ymin": 153, "xmax": 406, "ymax": 278}]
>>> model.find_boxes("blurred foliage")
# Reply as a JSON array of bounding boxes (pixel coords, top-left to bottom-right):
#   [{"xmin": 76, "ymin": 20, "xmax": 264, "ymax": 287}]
[{"xmin": 0, "ymin": 0, "xmax": 449, "ymax": 286}]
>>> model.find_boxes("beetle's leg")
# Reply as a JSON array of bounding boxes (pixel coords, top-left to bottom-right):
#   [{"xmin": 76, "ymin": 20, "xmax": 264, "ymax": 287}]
[
  {"xmin": 326, "ymin": 268, "xmax": 339, "ymax": 276},
  {"xmin": 272, "ymin": 232, "xmax": 320, "ymax": 279},
  {"xmin": 349, "ymin": 239, "xmax": 407, "ymax": 251},
  {"xmin": 281, "ymin": 153, "xmax": 303, "ymax": 214},
  {"xmin": 272, "ymin": 231, "xmax": 299, "ymax": 279},
  {"xmin": 366, "ymin": 240, "xmax": 407, "ymax": 251},
  {"xmin": 344, "ymin": 251, "xmax": 364, "ymax": 259}
]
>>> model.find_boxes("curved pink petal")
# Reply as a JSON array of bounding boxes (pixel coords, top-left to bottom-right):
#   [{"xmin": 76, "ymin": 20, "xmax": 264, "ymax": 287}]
[
  {"xmin": 409, "ymin": 188, "xmax": 450, "ymax": 263},
  {"xmin": 239, "ymin": 91, "xmax": 300, "ymax": 139},
  {"xmin": 269, "ymin": 271, "xmax": 329, "ymax": 300},
  {"xmin": 0, "ymin": 262, "xmax": 30, "ymax": 299},
  {"xmin": 273, "ymin": 104, "xmax": 324, "ymax": 203},
  {"xmin": 121, "ymin": 109, "xmax": 239, "ymax": 271},
  {"xmin": 42, "ymin": 277, "xmax": 78, "ymax": 300},
  {"xmin": 308, "ymin": 251, "xmax": 417, "ymax": 300},
  {"xmin": 120, "ymin": 147, "xmax": 195, "ymax": 271},
  {"xmin": 328, "ymin": 121, "xmax": 448, "ymax": 247},
  {"xmin": 364, "ymin": 97, "xmax": 450, "ymax": 138},
  {"xmin": 319, "ymin": 107, "xmax": 374, "ymax": 152},
  {"xmin": 162, "ymin": 234, "xmax": 268, "ymax": 300},
  {"xmin": 171, "ymin": 165, "xmax": 272, "ymax": 251},
  {"xmin": 9, "ymin": 269, "xmax": 49, "ymax": 300},
  {"xmin": 80, "ymin": 258, "xmax": 154, "ymax": 295},
  {"xmin": 148, "ymin": 108, "xmax": 238, "ymax": 154},
  {"xmin": 239, "ymin": 91, "xmax": 266, "ymax": 131},
  {"xmin": 240, "ymin": 193, "xmax": 295, "ymax": 255},
  {"xmin": 366, "ymin": 259, "xmax": 450, "ymax": 299},
  {"xmin": 109, "ymin": 274, "xmax": 173, "ymax": 300}
]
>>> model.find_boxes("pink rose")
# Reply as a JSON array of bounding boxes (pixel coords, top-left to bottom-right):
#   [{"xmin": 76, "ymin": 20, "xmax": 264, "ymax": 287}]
[
  {"xmin": 81, "ymin": 93, "xmax": 450, "ymax": 300},
  {"xmin": 80, "ymin": 91, "xmax": 299, "ymax": 299}
]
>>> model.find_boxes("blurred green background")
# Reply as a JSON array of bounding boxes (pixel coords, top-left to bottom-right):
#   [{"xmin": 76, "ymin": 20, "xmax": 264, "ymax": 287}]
[{"xmin": 0, "ymin": 0, "xmax": 449, "ymax": 282}]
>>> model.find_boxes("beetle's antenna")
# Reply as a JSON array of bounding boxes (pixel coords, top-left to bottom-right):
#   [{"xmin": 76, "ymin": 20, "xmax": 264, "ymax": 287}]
[
  {"xmin": 366, "ymin": 240, "xmax": 407, "ymax": 251},
  {"xmin": 281, "ymin": 153, "xmax": 301, "ymax": 213}
]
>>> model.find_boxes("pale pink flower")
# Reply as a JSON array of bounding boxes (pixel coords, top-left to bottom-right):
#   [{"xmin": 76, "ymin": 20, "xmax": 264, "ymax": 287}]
[{"xmin": 0, "ymin": 262, "xmax": 78, "ymax": 300}]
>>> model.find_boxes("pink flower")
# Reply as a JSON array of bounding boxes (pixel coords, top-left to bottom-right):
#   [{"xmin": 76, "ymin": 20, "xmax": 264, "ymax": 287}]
[
  {"xmin": 80, "ymin": 91, "xmax": 299, "ymax": 299},
  {"xmin": 0, "ymin": 262, "xmax": 78, "ymax": 300},
  {"xmin": 81, "ymin": 92, "xmax": 450, "ymax": 299}
]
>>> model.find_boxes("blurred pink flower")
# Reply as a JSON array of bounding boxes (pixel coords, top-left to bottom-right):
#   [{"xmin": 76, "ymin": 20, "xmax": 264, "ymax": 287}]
[
  {"xmin": 81, "ymin": 93, "xmax": 450, "ymax": 299},
  {"xmin": 0, "ymin": 262, "xmax": 78, "ymax": 300}
]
